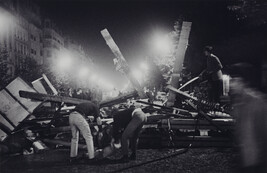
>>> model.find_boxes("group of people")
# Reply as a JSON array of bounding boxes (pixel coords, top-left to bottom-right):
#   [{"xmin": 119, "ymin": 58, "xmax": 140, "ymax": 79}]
[
  {"xmin": 59, "ymin": 87, "xmax": 103, "ymax": 103},
  {"xmin": 68, "ymin": 100, "xmax": 148, "ymax": 164},
  {"xmin": 200, "ymin": 46, "xmax": 267, "ymax": 172},
  {"xmin": 66, "ymin": 45, "xmax": 267, "ymax": 172}
]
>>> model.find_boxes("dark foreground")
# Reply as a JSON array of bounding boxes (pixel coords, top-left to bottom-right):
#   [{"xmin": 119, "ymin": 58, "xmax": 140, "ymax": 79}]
[{"xmin": 0, "ymin": 147, "xmax": 239, "ymax": 173}]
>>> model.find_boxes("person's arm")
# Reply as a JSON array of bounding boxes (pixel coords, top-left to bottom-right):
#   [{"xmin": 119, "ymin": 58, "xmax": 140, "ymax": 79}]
[
  {"xmin": 94, "ymin": 108, "xmax": 103, "ymax": 141},
  {"xmin": 199, "ymin": 69, "xmax": 209, "ymax": 81}
]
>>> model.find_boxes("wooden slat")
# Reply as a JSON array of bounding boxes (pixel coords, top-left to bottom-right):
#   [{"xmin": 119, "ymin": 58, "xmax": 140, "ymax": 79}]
[
  {"xmin": 161, "ymin": 118, "xmax": 235, "ymax": 130},
  {"xmin": 19, "ymin": 90, "xmax": 138, "ymax": 108},
  {"xmin": 101, "ymin": 29, "xmax": 146, "ymax": 98},
  {"xmin": 167, "ymin": 22, "xmax": 192, "ymax": 106}
]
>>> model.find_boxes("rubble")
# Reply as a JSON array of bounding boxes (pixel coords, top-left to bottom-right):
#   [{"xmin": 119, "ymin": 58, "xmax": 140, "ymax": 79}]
[{"xmin": 0, "ymin": 27, "xmax": 234, "ymax": 172}]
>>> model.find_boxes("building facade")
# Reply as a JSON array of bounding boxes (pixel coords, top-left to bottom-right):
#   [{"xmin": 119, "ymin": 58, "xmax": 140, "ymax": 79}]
[
  {"xmin": 0, "ymin": 0, "xmax": 93, "ymax": 85},
  {"xmin": 0, "ymin": 0, "xmax": 43, "ymax": 78},
  {"xmin": 43, "ymin": 18, "xmax": 64, "ymax": 66}
]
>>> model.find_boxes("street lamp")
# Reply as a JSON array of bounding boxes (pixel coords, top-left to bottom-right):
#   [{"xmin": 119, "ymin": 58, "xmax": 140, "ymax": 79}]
[
  {"xmin": 140, "ymin": 62, "xmax": 149, "ymax": 71},
  {"xmin": 132, "ymin": 69, "xmax": 143, "ymax": 83},
  {"xmin": 78, "ymin": 66, "xmax": 90, "ymax": 79},
  {"xmin": 56, "ymin": 50, "xmax": 73, "ymax": 71},
  {"xmin": 152, "ymin": 32, "xmax": 172, "ymax": 55},
  {"xmin": 0, "ymin": 9, "xmax": 15, "ymax": 37}
]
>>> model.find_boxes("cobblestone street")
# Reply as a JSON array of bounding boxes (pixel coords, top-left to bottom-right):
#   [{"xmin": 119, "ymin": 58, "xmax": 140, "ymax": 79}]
[{"xmin": 1, "ymin": 147, "xmax": 239, "ymax": 173}]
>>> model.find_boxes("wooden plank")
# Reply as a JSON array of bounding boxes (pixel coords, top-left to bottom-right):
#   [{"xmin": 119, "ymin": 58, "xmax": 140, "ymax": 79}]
[
  {"xmin": 167, "ymin": 22, "xmax": 192, "ymax": 106},
  {"xmin": 161, "ymin": 118, "xmax": 235, "ymax": 130},
  {"xmin": 42, "ymin": 74, "xmax": 58, "ymax": 95},
  {"xmin": 43, "ymin": 139, "xmax": 87, "ymax": 150},
  {"xmin": 178, "ymin": 77, "xmax": 199, "ymax": 90},
  {"xmin": 100, "ymin": 90, "xmax": 138, "ymax": 107},
  {"xmin": 101, "ymin": 29, "xmax": 146, "ymax": 98},
  {"xmin": 19, "ymin": 90, "xmax": 138, "ymax": 108},
  {"xmin": 19, "ymin": 90, "xmax": 86, "ymax": 105},
  {"xmin": 136, "ymin": 100, "xmax": 190, "ymax": 114},
  {"xmin": 0, "ymin": 89, "xmax": 32, "ymax": 128},
  {"xmin": 6, "ymin": 77, "xmax": 41, "ymax": 113}
]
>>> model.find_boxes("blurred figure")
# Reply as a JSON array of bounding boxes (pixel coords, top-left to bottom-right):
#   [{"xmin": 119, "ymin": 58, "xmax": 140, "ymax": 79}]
[
  {"xmin": 58, "ymin": 88, "xmax": 66, "ymax": 96},
  {"xmin": 145, "ymin": 88, "xmax": 154, "ymax": 104},
  {"xmin": 230, "ymin": 63, "xmax": 267, "ymax": 173},
  {"xmin": 91, "ymin": 88, "xmax": 97, "ymax": 101},
  {"xmin": 84, "ymin": 89, "xmax": 92, "ymax": 100},
  {"xmin": 200, "ymin": 46, "xmax": 223, "ymax": 103},
  {"xmin": 67, "ymin": 88, "xmax": 73, "ymax": 97},
  {"xmin": 73, "ymin": 88, "xmax": 85, "ymax": 99}
]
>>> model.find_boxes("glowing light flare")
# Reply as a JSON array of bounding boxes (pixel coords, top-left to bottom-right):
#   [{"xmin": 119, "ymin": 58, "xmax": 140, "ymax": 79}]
[
  {"xmin": 97, "ymin": 78, "xmax": 114, "ymax": 90},
  {"xmin": 140, "ymin": 62, "xmax": 149, "ymax": 71},
  {"xmin": 56, "ymin": 51, "xmax": 73, "ymax": 71},
  {"xmin": 89, "ymin": 74, "xmax": 98, "ymax": 81},
  {"xmin": 0, "ymin": 9, "xmax": 16, "ymax": 36},
  {"xmin": 152, "ymin": 32, "xmax": 173, "ymax": 55},
  {"xmin": 132, "ymin": 69, "xmax": 143, "ymax": 83},
  {"xmin": 121, "ymin": 81, "xmax": 130, "ymax": 91},
  {"xmin": 78, "ymin": 66, "xmax": 90, "ymax": 78}
]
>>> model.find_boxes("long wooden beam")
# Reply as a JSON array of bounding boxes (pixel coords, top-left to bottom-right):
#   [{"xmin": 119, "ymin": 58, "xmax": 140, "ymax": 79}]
[
  {"xmin": 19, "ymin": 90, "xmax": 138, "ymax": 108},
  {"xmin": 101, "ymin": 29, "xmax": 146, "ymax": 98},
  {"xmin": 167, "ymin": 22, "xmax": 192, "ymax": 106},
  {"xmin": 19, "ymin": 90, "xmax": 85, "ymax": 105}
]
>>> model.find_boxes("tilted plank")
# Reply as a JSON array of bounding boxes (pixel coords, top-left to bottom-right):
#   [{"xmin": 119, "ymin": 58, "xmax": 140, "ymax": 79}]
[
  {"xmin": 19, "ymin": 90, "xmax": 138, "ymax": 108},
  {"xmin": 101, "ymin": 29, "xmax": 146, "ymax": 98},
  {"xmin": 167, "ymin": 22, "xmax": 192, "ymax": 106}
]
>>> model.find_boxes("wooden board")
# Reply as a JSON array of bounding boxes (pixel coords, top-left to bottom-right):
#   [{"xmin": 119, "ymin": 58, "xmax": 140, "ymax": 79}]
[
  {"xmin": 19, "ymin": 90, "xmax": 138, "ymax": 108},
  {"xmin": 0, "ymin": 77, "xmax": 42, "ymax": 133},
  {"xmin": 101, "ymin": 29, "xmax": 146, "ymax": 98},
  {"xmin": 167, "ymin": 22, "xmax": 192, "ymax": 106}
]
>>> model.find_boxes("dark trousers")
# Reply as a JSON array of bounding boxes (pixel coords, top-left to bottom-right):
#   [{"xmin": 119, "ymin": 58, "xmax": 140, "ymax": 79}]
[
  {"xmin": 121, "ymin": 112, "xmax": 146, "ymax": 156},
  {"xmin": 209, "ymin": 79, "xmax": 223, "ymax": 103}
]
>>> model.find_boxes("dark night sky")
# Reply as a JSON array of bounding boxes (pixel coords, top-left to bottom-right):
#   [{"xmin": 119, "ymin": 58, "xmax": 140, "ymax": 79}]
[{"xmin": 35, "ymin": 0, "xmax": 240, "ymax": 89}]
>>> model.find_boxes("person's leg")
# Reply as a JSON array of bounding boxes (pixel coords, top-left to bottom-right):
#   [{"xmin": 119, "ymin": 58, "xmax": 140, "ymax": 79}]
[
  {"xmin": 121, "ymin": 115, "xmax": 144, "ymax": 157},
  {"xmin": 212, "ymin": 80, "xmax": 223, "ymax": 103},
  {"xmin": 69, "ymin": 114, "xmax": 79, "ymax": 158},
  {"xmin": 76, "ymin": 114, "xmax": 95, "ymax": 159},
  {"xmin": 130, "ymin": 123, "xmax": 144, "ymax": 159}
]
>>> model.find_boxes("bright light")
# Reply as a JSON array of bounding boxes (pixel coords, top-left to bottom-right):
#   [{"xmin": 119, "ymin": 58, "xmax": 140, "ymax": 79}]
[
  {"xmin": 121, "ymin": 82, "xmax": 130, "ymax": 91},
  {"xmin": 140, "ymin": 62, "xmax": 149, "ymax": 71},
  {"xmin": 132, "ymin": 69, "xmax": 143, "ymax": 82},
  {"xmin": 0, "ymin": 9, "xmax": 16, "ymax": 38},
  {"xmin": 90, "ymin": 74, "xmax": 98, "ymax": 81},
  {"xmin": 78, "ymin": 66, "xmax": 90, "ymax": 78},
  {"xmin": 152, "ymin": 32, "xmax": 172, "ymax": 55},
  {"xmin": 96, "ymin": 77, "xmax": 114, "ymax": 91},
  {"xmin": 57, "ymin": 51, "xmax": 73, "ymax": 70}
]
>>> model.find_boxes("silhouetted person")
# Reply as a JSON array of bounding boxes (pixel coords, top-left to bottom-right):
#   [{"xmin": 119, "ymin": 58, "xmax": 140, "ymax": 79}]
[
  {"xmin": 69, "ymin": 101, "xmax": 102, "ymax": 163},
  {"xmin": 200, "ymin": 46, "xmax": 223, "ymax": 103}
]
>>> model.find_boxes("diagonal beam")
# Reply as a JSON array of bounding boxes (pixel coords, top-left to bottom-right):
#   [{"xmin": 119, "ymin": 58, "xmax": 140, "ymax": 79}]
[{"xmin": 101, "ymin": 29, "xmax": 146, "ymax": 98}]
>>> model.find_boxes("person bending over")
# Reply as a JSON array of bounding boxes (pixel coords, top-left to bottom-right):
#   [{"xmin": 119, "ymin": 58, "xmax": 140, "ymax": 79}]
[
  {"xmin": 112, "ymin": 104, "xmax": 148, "ymax": 162},
  {"xmin": 69, "ymin": 101, "xmax": 102, "ymax": 163}
]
